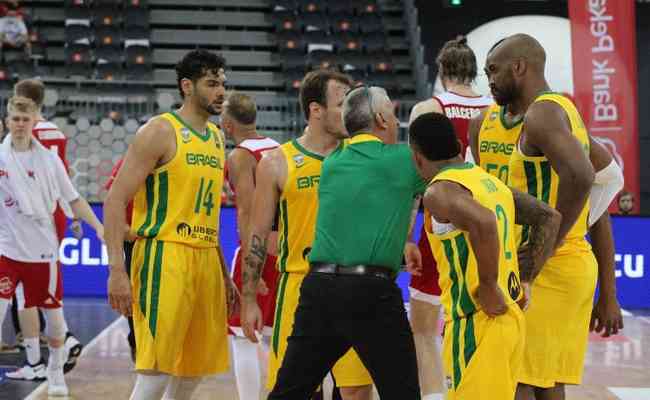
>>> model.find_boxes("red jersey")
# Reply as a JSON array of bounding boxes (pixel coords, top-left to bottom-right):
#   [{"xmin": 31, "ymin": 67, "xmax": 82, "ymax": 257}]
[
  {"xmin": 432, "ymin": 91, "xmax": 492, "ymax": 151},
  {"xmin": 225, "ymin": 136, "xmax": 280, "ymax": 194},
  {"xmin": 32, "ymin": 120, "xmax": 68, "ymax": 170},
  {"xmin": 105, "ymin": 158, "xmax": 133, "ymax": 224}
]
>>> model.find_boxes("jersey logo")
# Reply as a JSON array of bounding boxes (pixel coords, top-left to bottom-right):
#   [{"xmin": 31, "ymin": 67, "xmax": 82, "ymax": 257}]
[
  {"xmin": 186, "ymin": 153, "xmax": 223, "ymax": 169},
  {"xmin": 297, "ymin": 175, "xmax": 319, "ymax": 189},
  {"xmin": 508, "ymin": 271, "xmax": 521, "ymax": 300},
  {"xmin": 302, "ymin": 247, "xmax": 312, "ymax": 260},
  {"xmin": 180, "ymin": 127, "xmax": 192, "ymax": 143},
  {"xmin": 0, "ymin": 277, "xmax": 14, "ymax": 295},
  {"xmin": 481, "ymin": 178, "xmax": 498, "ymax": 193},
  {"xmin": 4, "ymin": 197, "xmax": 16, "ymax": 208},
  {"xmin": 0, "ymin": 170, "xmax": 6, "ymax": 178},
  {"xmin": 176, "ymin": 222, "xmax": 192, "ymax": 238},
  {"xmin": 293, "ymin": 154, "xmax": 305, "ymax": 168},
  {"xmin": 489, "ymin": 111, "xmax": 498, "ymax": 121},
  {"xmin": 479, "ymin": 141, "xmax": 514, "ymax": 155}
]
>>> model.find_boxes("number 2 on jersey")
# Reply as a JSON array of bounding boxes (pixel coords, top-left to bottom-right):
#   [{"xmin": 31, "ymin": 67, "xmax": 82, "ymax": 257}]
[
  {"xmin": 194, "ymin": 177, "xmax": 215, "ymax": 216},
  {"xmin": 495, "ymin": 204, "xmax": 512, "ymax": 260}
]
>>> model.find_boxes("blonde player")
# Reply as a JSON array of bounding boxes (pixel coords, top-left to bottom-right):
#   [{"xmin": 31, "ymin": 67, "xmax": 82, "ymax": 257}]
[
  {"xmin": 104, "ymin": 50, "xmax": 237, "ymax": 400},
  {"xmin": 241, "ymin": 70, "xmax": 374, "ymax": 400},
  {"xmin": 409, "ymin": 112, "xmax": 560, "ymax": 399}
]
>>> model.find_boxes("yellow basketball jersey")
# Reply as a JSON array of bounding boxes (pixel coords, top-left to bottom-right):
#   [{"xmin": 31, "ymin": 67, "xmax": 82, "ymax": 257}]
[
  {"xmin": 277, "ymin": 139, "xmax": 342, "ymax": 273},
  {"xmin": 477, "ymin": 103, "xmax": 523, "ymax": 184},
  {"xmin": 508, "ymin": 93, "xmax": 591, "ymax": 254},
  {"xmin": 131, "ymin": 112, "xmax": 225, "ymax": 248},
  {"xmin": 425, "ymin": 163, "xmax": 521, "ymax": 322}
]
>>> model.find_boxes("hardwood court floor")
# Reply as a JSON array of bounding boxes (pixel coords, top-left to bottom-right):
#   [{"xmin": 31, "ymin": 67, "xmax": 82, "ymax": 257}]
[{"xmin": 21, "ymin": 312, "xmax": 650, "ymax": 400}]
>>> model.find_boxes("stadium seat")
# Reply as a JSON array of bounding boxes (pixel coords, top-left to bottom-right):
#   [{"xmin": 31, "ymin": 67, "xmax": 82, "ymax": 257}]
[
  {"xmin": 285, "ymin": 68, "xmax": 304, "ymax": 95},
  {"xmin": 308, "ymin": 50, "xmax": 336, "ymax": 70},
  {"xmin": 297, "ymin": 0, "xmax": 325, "ymax": 14},
  {"xmin": 28, "ymin": 29, "xmax": 48, "ymax": 63},
  {"xmin": 95, "ymin": 26, "xmax": 122, "ymax": 49},
  {"xmin": 303, "ymin": 12, "xmax": 330, "ymax": 33},
  {"xmin": 354, "ymin": 0, "xmax": 380, "ymax": 15},
  {"xmin": 124, "ymin": 7, "xmax": 150, "ymax": 29},
  {"xmin": 64, "ymin": 42, "xmax": 92, "ymax": 77},
  {"xmin": 0, "ymin": 65, "xmax": 13, "ymax": 90},
  {"xmin": 124, "ymin": 26, "xmax": 150, "ymax": 41},
  {"xmin": 270, "ymin": 0, "xmax": 296, "ymax": 11},
  {"xmin": 272, "ymin": 10, "xmax": 302, "ymax": 33},
  {"xmin": 125, "ymin": 41, "xmax": 152, "ymax": 80},
  {"xmin": 64, "ymin": 2, "xmax": 92, "ymax": 20},
  {"xmin": 95, "ymin": 45, "xmax": 122, "ymax": 64},
  {"xmin": 94, "ymin": 6, "xmax": 123, "ymax": 27},
  {"xmin": 280, "ymin": 53, "xmax": 307, "ymax": 72},
  {"xmin": 277, "ymin": 32, "xmax": 306, "ymax": 54},
  {"xmin": 94, "ymin": 0, "xmax": 122, "ymax": 5},
  {"xmin": 335, "ymin": 33, "xmax": 362, "ymax": 56},
  {"xmin": 96, "ymin": 61, "xmax": 123, "ymax": 81},
  {"xmin": 363, "ymin": 31, "xmax": 388, "ymax": 54},
  {"xmin": 64, "ymin": 0, "xmax": 90, "ymax": 8},
  {"xmin": 328, "ymin": 0, "xmax": 352, "ymax": 15},
  {"xmin": 331, "ymin": 12, "xmax": 359, "ymax": 34},
  {"xmin": 64, "ymin": 19, "xmax": 92, "ymax": 44},
  {"xmin": 359, "ymin": 14, "xmax": 384, "ymax": 34}
]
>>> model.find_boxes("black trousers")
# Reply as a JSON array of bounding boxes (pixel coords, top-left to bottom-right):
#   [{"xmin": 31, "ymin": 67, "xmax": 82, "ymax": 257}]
[{"xmin": 268, "ymin": 272, "xmax": 420, "ymax": 400}]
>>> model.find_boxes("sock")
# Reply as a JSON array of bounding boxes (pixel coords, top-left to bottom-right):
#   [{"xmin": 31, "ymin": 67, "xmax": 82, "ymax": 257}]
[
  {"xmin": 422, "ymin": 394, "xmax": 444, "ymax": 400},
  {"xmin": 232, "ymin": 336, "xmax": 261, "ymax": 400},
  {"xmin": 129, "ymin": 374, "xmax": 170, "ymax": 400},
  {"xmin": 163, "ymin": 377, "xmax": 203, "ymax": 400},
  {"xmin": 0, "ymin": 298, "xmax": 9, "ymax": 343},
  {"xmin": 61, "ymin": 314, "xmax": 69, "ymax": 334},
  {"xmin": 24, "ymin": 337, "xmax": 41, "ymax": 364},
  {"xmin": 48, "ymin": 345, "xmax": 65, "ymax": 371}
]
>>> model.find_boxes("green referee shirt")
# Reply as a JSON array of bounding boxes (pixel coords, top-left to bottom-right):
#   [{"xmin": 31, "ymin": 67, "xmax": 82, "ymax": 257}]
[{"xmin": 308, "ymin": 133, "xmax": 427, "ymax": 272}]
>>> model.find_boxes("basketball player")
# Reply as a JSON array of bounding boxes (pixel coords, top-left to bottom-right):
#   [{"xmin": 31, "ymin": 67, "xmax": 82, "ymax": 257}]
[
  {"xmin": 409, "ymin": 112, "xmax": 561, "ymax": 400},
  {"xmin": 240, "ymin": 70, "xmax": 374, "ymax": 400},
  {"xmin": 5, "ymin": 78, "xmax": 83, "ymax": 380},
  {"xmin": 407, "ymin": 36, "xmax": 491, "ymax": 400},
  {"xmin": 222, "ymin": 92, "xmax": 280, "ymax": 400},
  {"xmin": 483, "ymin": 34, "xmax": 597, "ymax": 400},
  {"xmin": 468, "ymin": 101, "xmax": 624, "ymax": 338},
  {"xmin": 0, "ymin": 96, "xmax": 104, "ymax": 396},
  {"xmin": 104, "ymin": 50, "xmax": 237, "ymax": 400}
]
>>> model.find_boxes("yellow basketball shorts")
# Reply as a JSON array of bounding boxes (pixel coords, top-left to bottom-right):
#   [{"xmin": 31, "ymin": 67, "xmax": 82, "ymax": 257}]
[
  {"xmin": 131, "ymin": 238, "xmax": 229, "ymax": 377},
  {"xmin": 267, "ymin": 272, "xmax": 373, "ymax": 389},
  {"xmin": 443, "ymin": 303, "xmax": 525, "ymax": 400},
  {"xmin": 519, "ymin": 249, "xmax": 598, "ymax": 388}
]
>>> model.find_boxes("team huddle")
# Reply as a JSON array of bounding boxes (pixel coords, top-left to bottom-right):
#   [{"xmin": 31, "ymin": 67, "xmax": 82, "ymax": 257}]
[{"xmin": 0, "ymin": 32, "xmax": 623, "ymax": 400}]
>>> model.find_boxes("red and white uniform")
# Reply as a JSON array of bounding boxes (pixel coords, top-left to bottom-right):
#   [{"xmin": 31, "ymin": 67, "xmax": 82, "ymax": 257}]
[
  {"xmin": 0, "ymin": 149, "xmax": 79, "ymax": 308},
  {"xmin": 409, "ymin": 91, "xmax": 491, "ymax": 305},
  {"xmin": 33, "ymin": 120, "xmax": 69, "ymax": 242},
  {"xmin": 226, "ymin": 137, "xmax": 280, "ymax": 336}
]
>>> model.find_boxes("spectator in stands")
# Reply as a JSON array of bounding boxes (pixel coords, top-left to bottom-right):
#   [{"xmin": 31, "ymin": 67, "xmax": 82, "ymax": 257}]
[
  {"xmin": 0, "ymin": 0, "xmax": 30, "ymax": 55},
  {"xmin": 617, "ymin": 190, "xmax": 634, "ymax": 215}
]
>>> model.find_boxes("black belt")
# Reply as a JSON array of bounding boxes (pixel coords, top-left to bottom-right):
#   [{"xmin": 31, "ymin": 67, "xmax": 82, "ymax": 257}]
[{"xmin": 310, "ymin": 262, "xmax": 396, "ymax": 280}]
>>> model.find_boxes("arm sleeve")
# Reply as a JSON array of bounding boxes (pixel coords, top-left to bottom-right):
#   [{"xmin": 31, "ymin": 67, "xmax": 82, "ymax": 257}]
[{"xmin": 589, "ymin": 159, "xmax": 624, "ymax": 227}]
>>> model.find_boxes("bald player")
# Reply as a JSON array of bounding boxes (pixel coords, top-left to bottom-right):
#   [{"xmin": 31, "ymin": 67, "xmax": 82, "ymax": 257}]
[{"xmin": 483, "ymin": 34, "xmax": 598, "ymax": 400}]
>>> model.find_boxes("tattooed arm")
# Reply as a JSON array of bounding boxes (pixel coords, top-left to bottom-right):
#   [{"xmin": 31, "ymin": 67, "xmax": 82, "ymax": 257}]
[
  {"xmin": 241, "ymin": 149, "xmax": 285, "ymax": 343},
  {"xmin": 511, "ymin": 188, "xmax": 562, "ymax": 283}
]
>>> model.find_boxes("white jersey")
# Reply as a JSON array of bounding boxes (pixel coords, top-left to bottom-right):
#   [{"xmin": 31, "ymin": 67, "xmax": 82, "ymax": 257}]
[{"xmin": 0, "ymin": 149, "xmax": 79, "ymax": 262}]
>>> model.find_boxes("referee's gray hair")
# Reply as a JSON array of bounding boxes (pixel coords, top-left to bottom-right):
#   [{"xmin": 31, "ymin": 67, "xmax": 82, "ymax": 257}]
[{"xmin": 342, "ymin": 86, "xmax": 391, "ymax": 136}]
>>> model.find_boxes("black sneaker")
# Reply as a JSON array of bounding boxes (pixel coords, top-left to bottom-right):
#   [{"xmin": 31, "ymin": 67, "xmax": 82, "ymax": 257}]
[{"xmin": 63, "ymin": 332, "xmax": 83, "ymax": 374}]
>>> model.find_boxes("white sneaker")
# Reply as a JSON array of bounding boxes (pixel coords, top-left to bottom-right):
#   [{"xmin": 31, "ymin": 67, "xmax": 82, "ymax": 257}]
[
  {"xmin": 47, "ymin": 367, "xmax": 69, "ymax": 397},
  {"xmin": 5, "ymin": 360, "xmax": 47, "ymax": 380},
  {"xmin": 63, "ymin": 332, "xmax": 83, "ymax": 374}
]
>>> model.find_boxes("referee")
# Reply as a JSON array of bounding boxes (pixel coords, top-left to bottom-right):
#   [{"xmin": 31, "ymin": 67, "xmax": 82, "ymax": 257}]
[{"xmin": 268, "ymin": 86, "xmax": 425, "ymax": 399}]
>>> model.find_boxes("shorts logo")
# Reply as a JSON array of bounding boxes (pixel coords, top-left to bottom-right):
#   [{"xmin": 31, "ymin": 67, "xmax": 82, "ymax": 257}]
[
  {"xmin": 4, "ymin": 197, "xmax": 16, "ymax": 208},
  {"xmin": 176, "ymin": 222, "xmax": 192, "ymax": 238},
  {"xmin": 508, "ymin": 271, "xmax": 521, "ymax": 300},
  {"xmin": 445, "ymin": 375, "xmax": 452, "ymax": 390},
  {"xmin": 490, "ymin": 111, "xmax": 498, "ymax": 121},
  {"xmin": 302, "ymin": 246, "xmax": 312, "ymax": 260},
  {"xmin": 293, "ymin": 154, "xmax": 304, "ymax": 168},
  {"xmin": 180, "ymin": 128, "xmax": 192, "ymax": 143},
  {"xmin": 0, "ymin": 277, "xmax": 13, "ymax": 295}
]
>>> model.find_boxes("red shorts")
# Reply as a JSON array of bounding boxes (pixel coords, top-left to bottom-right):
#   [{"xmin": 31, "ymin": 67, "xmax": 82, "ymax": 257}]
[
  {"xmin": 53, "ymin": 205, "xmax": 67, "ymax": 243},
  {"xmin": 408, "ymin": 227, "xmax": 441, "ymax": 305},
  {"xmin": 0, "ymin": 256, "xmax": 63, "ymax": 308},
  {"xmin": 228, "ymin": 247, "xmax": 279, "ymax": 336}
]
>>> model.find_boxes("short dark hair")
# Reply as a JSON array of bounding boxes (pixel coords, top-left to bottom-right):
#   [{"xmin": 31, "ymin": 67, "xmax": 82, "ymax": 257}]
[
  {"xmin": 175, "ymin": 50, "xmax": 227, "ymax": 98},
  {"xmin": 299, "ymin": 69, "xmax": 352, "ymax": 120},
  {"xmin": 14, "ymin": 79, "xmax": 45, "ymax": 108},
  {"xmin": 224, "ymin": 92, "xmax": 257, "ymax": 125},
  {"xmin": 409, "ymin": 112, "xmax": 460, "ymax": 161},
  {"xmin": 436, "ymin": 36, "xmax": 477, "ymax": 85}
]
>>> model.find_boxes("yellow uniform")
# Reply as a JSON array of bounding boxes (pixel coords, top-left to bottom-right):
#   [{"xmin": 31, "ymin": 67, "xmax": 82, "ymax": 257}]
[
  {"xmin": 425, "ymin": 163, "xmax": 525, "ymax": 400},
  {"xmin": 477, "ymin": 103, "xmax": 527, "ymax": 244},
  {"xmin": 508, "ymin": 93, "xmax": 598, "ymax": 387},
  {"xmin": 130, "ymin": 112, "xmax": 229, "ymax": 377},
  {"xmin": 268, "ymin": 139, "xmax": 372, "ymax": 389}
]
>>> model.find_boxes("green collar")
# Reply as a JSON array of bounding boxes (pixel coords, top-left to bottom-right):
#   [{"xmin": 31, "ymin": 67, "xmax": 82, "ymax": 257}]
[
  {"xmin": 291, "ymin": 138, "xmax": 325, "ymax": 161},
  {"xmin": 169, "ymin": 111, "xmax": 212, "ymax": 142}
]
